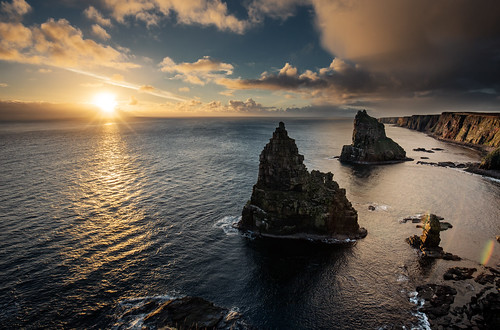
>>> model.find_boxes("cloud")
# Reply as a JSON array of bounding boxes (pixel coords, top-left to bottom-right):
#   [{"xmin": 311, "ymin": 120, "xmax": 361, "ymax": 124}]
[
  {"xmin": 0, "ymin": 18, "xmax": 139, "ymax": 69},
  {"xmin": 227, "ymin": 98, "xmax": 274, "ymax": 112},
  {"xmin": 111, "ymin": 73, "xmax": 124, "ymax": 81},
  {"xmin": 139, "ymin": 84, "xmax": 155, "ymax": 92},
  {"xmin": 129, "ymin": 95, "xmax": 138, "ymax": 105},
  {"xmin": 0, "ymin": 83, "xmax": 7, "ymax": 87},
  {"xmin": 81, "ymin": 82, "xmax": 104, "ymax": 88},
  {"xmin": 310, "ymin": 0, "xmax": 500, "ymax": 82},
  {"xmin": 103, "ymin": 0, "xmax": 248, "ymax": 33},
  {"xmin": 159, "ymin": 56, "xmax": 233, "ymax": 85},
  {"xmin": 178, "ymin": 87, "xmax": 190, "ymax": 92},
  {"xmin": 0, "ymin": 0, "xmax": 31, "ymax": 20},
  {"xmin": 38, "ymin": 68, "xmax": 52, "ymax": 73},
  {"xmin": 84, "ymin": 6, "xmax": 112, "ymax": 27},
  {"xmin": 216, "ymin": 60, "xmax": 380, "ymax": 104},
  {"xmin": 247, "ymin": 0, "xmax": 307, "ymax": 23},
  {"xmin": 91, "ymin": 24, "xmax": 111, "ymax": 40}
]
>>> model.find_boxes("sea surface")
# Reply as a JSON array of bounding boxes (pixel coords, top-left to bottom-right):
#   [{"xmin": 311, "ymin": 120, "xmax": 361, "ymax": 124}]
[{"xmin": 0, "ymin": 117, "xmax": 499, "ymax": 329}]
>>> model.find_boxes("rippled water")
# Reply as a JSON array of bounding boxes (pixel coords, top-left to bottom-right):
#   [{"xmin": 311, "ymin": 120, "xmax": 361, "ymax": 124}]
[{"xmin": 0, "ymin": 118, "xmax": 499, "ymax": 328}]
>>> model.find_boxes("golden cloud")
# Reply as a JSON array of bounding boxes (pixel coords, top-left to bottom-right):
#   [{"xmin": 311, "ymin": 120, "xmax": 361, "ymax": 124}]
[{"xmin": 0, "ymin": 18, "xmax": 139, "ymax": 70}]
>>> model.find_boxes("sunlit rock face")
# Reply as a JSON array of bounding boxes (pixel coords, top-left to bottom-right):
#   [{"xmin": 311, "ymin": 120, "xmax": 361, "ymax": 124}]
[
  {"xmin": 238, "ymin": 122, "xmax": 366, "ymax": 240},
  {"xmin": 340, "ymin": 110, "xmax": 409, "ymax": 164}
]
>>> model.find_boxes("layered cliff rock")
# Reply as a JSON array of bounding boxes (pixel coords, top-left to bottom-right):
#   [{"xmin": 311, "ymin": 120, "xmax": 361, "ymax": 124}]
[
  {"xmin": 238, "ymin": 122, "xmax": 366, "ymax": 241},
  {"xmin": 380, "ymin": 112, "xmax": 500, "ymax": 149},
  {"xmin": 340, "ymin": 110, "xmax": 409, "ymax": 164}
]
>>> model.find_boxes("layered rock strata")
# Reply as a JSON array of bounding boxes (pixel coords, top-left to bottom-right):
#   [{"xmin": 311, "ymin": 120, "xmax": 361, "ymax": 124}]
[
  {"xmin": 340, "ymin": 110, "xmax": 409, "ymax": 164},
  {"xmin": 380, "ymin": 112, "xmax": 500, "ymax": 149},
  {"xmin": 238, "ymin": 122, "xmax": 366, "ymax": 241}
]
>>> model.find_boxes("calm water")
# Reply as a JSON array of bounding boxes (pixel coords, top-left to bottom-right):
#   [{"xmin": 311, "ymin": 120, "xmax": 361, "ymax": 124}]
[{"xmin": 0, "ymin": 118, "xmax": 499, "ymax": 329}]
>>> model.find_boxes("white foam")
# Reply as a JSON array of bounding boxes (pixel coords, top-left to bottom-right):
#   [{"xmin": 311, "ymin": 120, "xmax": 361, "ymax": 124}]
[
  {"xmin": 408, "ymin": 291, "xmax": 431, "ymax": 330},
  {"xmin": 214, "ymin": 215, "xmax": 241, "ymax": 236},
  {"xmin": 114, "ymin": 293, "xmax": 183, "ymax": 329}
]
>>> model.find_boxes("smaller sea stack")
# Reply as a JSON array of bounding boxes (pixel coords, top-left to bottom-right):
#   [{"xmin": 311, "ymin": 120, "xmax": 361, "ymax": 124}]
[
  {"xmin": 340, "ymin": 110, "xmax": 410, "ymax": 164},
  {"xmin": 237, "ymin": 122, "xmax": 366, "ymax": 241}
]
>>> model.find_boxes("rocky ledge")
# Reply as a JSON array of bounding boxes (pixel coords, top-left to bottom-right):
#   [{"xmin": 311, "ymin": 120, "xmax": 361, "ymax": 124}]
[
  {"xmin": 237, "ymin": 122, "xmax": 366, "ymax": 241},
  {"xmin": 340, "ymin": 110, "xmax": 411, "ymax": 164}
]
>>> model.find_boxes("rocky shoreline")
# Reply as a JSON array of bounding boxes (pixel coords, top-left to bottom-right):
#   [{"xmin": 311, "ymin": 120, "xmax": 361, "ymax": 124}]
[{"xmin": 411, "ymin": 262, "xmax": 500, "ymax": 329}]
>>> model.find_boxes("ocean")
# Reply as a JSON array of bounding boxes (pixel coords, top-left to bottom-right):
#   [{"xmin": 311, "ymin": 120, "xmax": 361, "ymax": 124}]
[{"xmin": 0, "ymin": 117, "xmax": 499, "ymax": 328}]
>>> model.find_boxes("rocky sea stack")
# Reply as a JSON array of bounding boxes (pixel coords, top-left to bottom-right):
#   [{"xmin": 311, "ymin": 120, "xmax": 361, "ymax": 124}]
[
  {"xmin": 340, "ymin": 110, "xmax": 410, "ymax": 164},
  {"xmin": 237, "ymin": 122, "xmax": 366, "ymax": 241}
]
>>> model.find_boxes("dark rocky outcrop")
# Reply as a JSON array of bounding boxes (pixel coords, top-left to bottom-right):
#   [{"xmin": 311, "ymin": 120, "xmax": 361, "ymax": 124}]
[
  {"xmin": 416, "ymin": 284, "xmax": 457, "ymax": 319},
  {"xmin": 380, "ymin": 112, "xmax": 500, "ymax": 149},
  {"xmin": 340, "ymin": 110, "xmax": 410, "ymax": 164},
  {"xmin": 443, "ymin": 267, "xmax": 477, "ymax": 281},
  {"xmin": 115, "ymin": 296, "xmax": 250, "ymax": 329},
  {"xmin": 238, "ymin": 122, "xmax": 366, "ymax": 241},
  {"xmin": 480, "ymin": 147, "xmax": 500, "ymax": 170}
]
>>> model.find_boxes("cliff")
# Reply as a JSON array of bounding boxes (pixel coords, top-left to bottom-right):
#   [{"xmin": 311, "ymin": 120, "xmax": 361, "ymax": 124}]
[
  {"xmin": 238, "ymin": 122, "xmax": 367, "ymax": 241},
  {"xmin": 380, "ymin": 112, "xmax": 500, "ymax": 149},
  {"xmin": 340, "ymin": 110, "xmax": 409, "ymax": 164}
]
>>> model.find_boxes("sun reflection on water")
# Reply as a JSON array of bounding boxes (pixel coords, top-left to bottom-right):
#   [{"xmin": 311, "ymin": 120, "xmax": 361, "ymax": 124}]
[{"xmin": 59, "ymin": 123, "xmax": 150, "ymax": 286}]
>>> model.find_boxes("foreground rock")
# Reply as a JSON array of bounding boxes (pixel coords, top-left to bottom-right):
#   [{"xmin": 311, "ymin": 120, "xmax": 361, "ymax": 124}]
[
  {"xmin": 406, "ymin": 213, "xmax": 460, "ymax": 260},
  {"xmin": 238, "ymin": 122, "xmax": 366, "ymax": 241},
  {"xmin": 115, "ymin": 296, "xmax": 250, "ymax": 329},
  {"xmin": 340, "ymin": 110, "xmax": 411, "ymax": 164},
  {"xmin": 413, "ymin": 266, "xmax": 500, "ymax": 329}
]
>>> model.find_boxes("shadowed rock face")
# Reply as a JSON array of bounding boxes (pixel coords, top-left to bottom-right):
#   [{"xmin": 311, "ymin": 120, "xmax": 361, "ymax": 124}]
[
  {"xmin": 480, "ymin": 147, "xmax": 500, "ymax": 170},
  {"xmin": 238, "ymin": 122, "xmax": 366, "ymax": 240},
  {"xmin": 340, "ymin": 110, "xmax": 408, "ymax": 164}
]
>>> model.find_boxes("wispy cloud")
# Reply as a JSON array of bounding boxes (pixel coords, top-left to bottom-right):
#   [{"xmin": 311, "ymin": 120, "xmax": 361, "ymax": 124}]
[
  {"xmin": 67, "ymin": 68, "xmax": 185, "ymax": 102},
  {"xmin": 159, "ymin": 56, "xmax": 233, "ymax": 86}
]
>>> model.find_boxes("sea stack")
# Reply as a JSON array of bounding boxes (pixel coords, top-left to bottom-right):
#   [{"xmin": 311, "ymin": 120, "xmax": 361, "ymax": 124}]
[
  {"xmin": 340, "ymin": 110, "xmax": 409, "ymax": 164},
  {"xmin": 237, "ymin": 122, "xmax": 366, "ymax": 241}
]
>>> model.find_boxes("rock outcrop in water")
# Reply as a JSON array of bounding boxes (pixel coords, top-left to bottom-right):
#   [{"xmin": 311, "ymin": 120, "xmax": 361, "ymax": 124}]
[
  {"xmin": 238, "ymin": 122, "xmax": 366, "ymax": 241},
  {"xmin": 380, "ymin": 112, "xmax": 500, "ymax": 149},
  {"xmin": 406, "ymin": 213, "xmax": 459, "ymax": 260},
  {"xmin": 340, "ymin": 110, "xmax": 409, "ymax": 164}
]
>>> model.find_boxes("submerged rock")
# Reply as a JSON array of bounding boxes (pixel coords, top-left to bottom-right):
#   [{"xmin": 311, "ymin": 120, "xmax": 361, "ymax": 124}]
[
  {"xmin": 238, "ymin": 122, "xmax": 366, "ymax": 241},
  {"xmin": 340, "ymin": 110, "xmax": 410, "ymax": 164}
]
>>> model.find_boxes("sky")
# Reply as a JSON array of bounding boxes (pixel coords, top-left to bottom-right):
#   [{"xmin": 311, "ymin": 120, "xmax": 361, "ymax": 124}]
[{"xmin": 0, "ymin": 0, "xmax": 499, "ymax": 120}]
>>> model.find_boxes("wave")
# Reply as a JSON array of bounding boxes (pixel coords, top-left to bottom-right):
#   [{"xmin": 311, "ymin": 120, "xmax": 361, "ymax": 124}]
[
  {"xmin": 408, "ymin": 291, "xmax": 431, "ymax": 330},
  {"xmin": 214, "ymin": 216, "xmax": 241, "ymax": 236}
]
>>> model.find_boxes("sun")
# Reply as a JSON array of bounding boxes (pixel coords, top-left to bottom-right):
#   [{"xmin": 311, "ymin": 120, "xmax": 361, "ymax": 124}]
[{"xmin": 93, "ymin": 92, "xmax": 117, "ymax": 115}]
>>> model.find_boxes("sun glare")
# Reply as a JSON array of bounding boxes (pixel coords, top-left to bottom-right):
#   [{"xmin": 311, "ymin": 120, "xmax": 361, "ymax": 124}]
[{"xmin": 93, "ymin": 92, "xmax": 117, "ymax": 114}]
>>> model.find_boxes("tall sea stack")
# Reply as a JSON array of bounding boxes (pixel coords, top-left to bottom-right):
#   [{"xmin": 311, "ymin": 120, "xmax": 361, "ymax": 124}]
[
  {"xmin": 237, "ymin": 122, "xmax": 366, "ymax": 241},
  {"xmin": 340, "ymin": 110, "xmax": 409, "ymax": 164}
]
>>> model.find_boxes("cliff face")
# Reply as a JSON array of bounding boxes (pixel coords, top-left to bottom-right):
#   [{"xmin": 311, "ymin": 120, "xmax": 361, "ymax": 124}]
[
  {"xmin": 340, "ymin": 110, "xmax": 408, "ymax": 163},
  {"xmin": 380, "ymin": 112, "xmax": 500, "ymax": 148},
  {"xmin": 238, "ymin": 122, "xmax": 366, "ymax": 240}
]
